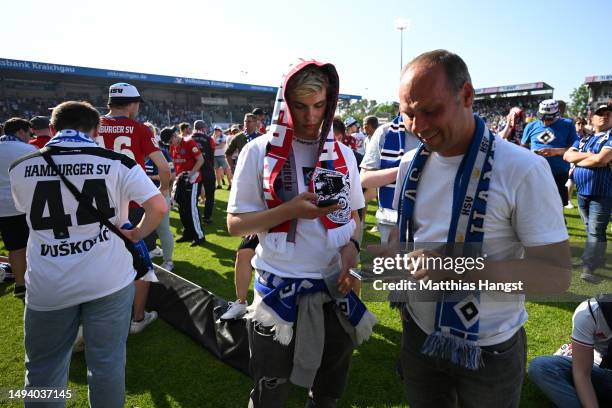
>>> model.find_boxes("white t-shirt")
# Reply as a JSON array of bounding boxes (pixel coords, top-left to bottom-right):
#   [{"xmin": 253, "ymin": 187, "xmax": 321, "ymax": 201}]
[
  {"xmin": 228, "ymin": 135, "xmax": 365, "ymax": 278},
  {"xmin": 10, "ymin": 140, "xmax": 160, "ymax": 311},
  {"xmin": 393, "ymin": 137, "xmax": 569, "ymax": 346},
  {"xmin": 361, "ymin": 122, "xmax": 420, "ymax": 225},
  {"xmin": 572, "ymin": 299, "xmax": 612, "ymax": 358},
  {"xmin": 352, "ymin": 131, "xmax": 367, "ymax": 155},
  {"xmin": 214, "ymin": 133, "xmax": 228, "ymax": 156},
  {"xmin": 0, "ymin": 139, "xmax": 37, "ymax": 217}
]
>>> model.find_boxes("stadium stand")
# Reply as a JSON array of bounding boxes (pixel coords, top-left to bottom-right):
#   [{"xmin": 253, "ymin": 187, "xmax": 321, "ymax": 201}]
[
  {"xmin": 0, "ymin": 58, "xmax": 361, "ymax": 128},
  {"xmin": 473, "ymin": 82, "xmax": 554, "ymax": 132},
  {"xmin": 585, "ymin": 74, "xmax": 612, "ymax": 110}
]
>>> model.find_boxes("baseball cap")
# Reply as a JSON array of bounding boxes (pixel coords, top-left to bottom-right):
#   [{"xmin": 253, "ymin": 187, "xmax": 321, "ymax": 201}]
[
  {"xmin": 107, "ymin": 83, "xmax": 145, "ymax": 105},
  {"xmin": 30, "ymin": 116, "xmax": 50, "ymax": 130},
  {"xmin": 213, "ymin": 124, "xmax": 223, "ymax": 131},
  {"xmin": 538, "ymin": 99, "xmax": 559, "ymax": 120},
  {"xmin": 193, "ymin": 120, "xmax": 207, "ymax": 130},
  {"xmin": 159, "ymin": 127, "xmax": 176, "ymax": 144},
  {"xmin": 252, "ymin": 108, "xmax": 264, "ymax": 116},
  {"xmin": 344, "ymin": 116, "xmax": 358, "ymax": 128},
  {"xmin": 592, "ymin": 103, "xmax": 611, "ymax": 115}
]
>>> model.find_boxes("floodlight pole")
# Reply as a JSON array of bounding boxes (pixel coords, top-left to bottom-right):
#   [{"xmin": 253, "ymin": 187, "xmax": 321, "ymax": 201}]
[
  {"xmin": 400, "ymin": 28, "xmax": 404, "ymax": 70},
  {"xmin": 395, "ymin": 18, "xmax": 409, "ymax": 71}
]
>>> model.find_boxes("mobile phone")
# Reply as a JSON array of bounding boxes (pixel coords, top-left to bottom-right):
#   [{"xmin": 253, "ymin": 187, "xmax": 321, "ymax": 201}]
[{"xmin": 317, "ymin": 198, "xmax": 339, "ymax": 207}]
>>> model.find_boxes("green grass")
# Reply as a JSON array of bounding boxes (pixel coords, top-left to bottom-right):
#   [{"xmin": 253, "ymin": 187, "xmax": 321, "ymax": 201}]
[{"xmin": 0, "ymin": 191, "xmax": 610, "ymax": 407}]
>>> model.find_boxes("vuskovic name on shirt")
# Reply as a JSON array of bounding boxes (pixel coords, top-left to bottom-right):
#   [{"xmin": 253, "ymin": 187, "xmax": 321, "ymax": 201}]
[
  {"xmin": 23, "ymin": 163, "xmax": 111, "ymax": 178},
  {"xmin": 98, "ymin": 125, "xmax": 135, "ymax": 134},
  {"xmin": 40, "ymin": 228, "xmax": 112, "ymax": 257}
]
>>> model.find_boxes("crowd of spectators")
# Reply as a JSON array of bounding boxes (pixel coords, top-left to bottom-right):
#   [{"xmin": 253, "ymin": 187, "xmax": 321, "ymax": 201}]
[
  {"xmin": 0, "ymin": 97, "xmax": 267, "ymax": 131},
  {"xmin": 474, "ymin": 96, "xmax": 542, "ymax": 132}
]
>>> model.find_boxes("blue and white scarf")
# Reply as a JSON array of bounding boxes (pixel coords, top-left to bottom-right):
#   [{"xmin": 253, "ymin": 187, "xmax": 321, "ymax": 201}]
[
  {"xmin": 0, "ymin": 134, "xmax": 25, "ymax": 142},
  {"xmin": 250, "ymin": 271, "xmax": 376, "ymax": 346},
  {"xmin": 245, "ymin": 131, "xmax": 261, "ymax": 143},
  {"xmin": 397, "ymin": 114, "xmax": 495, "ymax": 370},
  {"xmin": 378, "ymin": 114, "xmax": 406, "ymax": 221},
  {"xmin": 46, "ymin": 129, "xmax": 96, "ymax": 146}
]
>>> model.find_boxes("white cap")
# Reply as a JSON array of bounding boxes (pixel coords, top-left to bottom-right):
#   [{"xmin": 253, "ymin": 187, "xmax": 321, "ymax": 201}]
[
  {"xmin": 538, "ymin": 99, "xmax": 559, "ymax": 117},
  {"xmin": 108, "ymin": 83, "xmax": 144, "ymax": 103}
]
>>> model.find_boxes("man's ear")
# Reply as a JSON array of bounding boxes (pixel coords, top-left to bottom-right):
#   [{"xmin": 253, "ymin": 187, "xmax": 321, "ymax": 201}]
[
  {"xmin": 90, "ymin": 124, "xmax": 99, "ymax": 139},
  {"xmin": 462, "ymin": 82, "xmax": 475, "ymax": 108}
]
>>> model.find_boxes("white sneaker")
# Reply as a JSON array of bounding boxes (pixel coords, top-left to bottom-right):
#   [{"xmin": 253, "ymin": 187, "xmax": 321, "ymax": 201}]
[
  {"xmin": 72, "ymin": 325, "xmax": 84, "ymax": 353},
  {"xmin": 130, "ymin": 311, "xmax": 158, "ymax": 334},
  {"xmin": 220, "ymin": 300, "xmax": 248, "ymax": 320},
  {"xmin": 564, "ymin": 202, "xmax": 574, "ymax": 209},
  {"xmin": 149, "ymin": 246, "xmax": 163, "ymax": 258},
  {"xmin": 160, "ymin": 261, "xmax": 174, "ymax": 271}
]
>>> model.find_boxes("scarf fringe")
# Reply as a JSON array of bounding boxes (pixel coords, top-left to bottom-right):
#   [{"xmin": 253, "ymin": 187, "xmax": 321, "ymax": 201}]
[
  {"xmin": 140, "ymin": 269, "xmax": 158, "ymax": 283},
  {"xmin": 326, "ymin": 219, "xmax": 356, "ymax": 248},
  {"xmin": 246, "ymin": 299, "xmax": 294, "ymax": 345},
  {"xmin": 421, "ymin": 331, "xmax": 483, "ymax": 370},
  {"xmin": 354, "ymin": 310, "xmax": 378, "ymax": 346}
]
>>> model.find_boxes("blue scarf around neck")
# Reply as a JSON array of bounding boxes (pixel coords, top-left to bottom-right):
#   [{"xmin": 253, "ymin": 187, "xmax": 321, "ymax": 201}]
[{"xmin": 397, "ymin": 114, "xmax": 495, "ymax": 370}]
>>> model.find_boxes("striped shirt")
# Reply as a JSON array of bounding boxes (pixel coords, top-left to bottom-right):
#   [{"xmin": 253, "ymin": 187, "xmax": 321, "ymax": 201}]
[{"xmin": 572, "ymin": 130, "xmax": 612, "ymax": 197}]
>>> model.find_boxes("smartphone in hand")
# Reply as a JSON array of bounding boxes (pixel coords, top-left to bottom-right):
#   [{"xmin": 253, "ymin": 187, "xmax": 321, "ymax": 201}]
[{"xmin": 317, "ymin": 198, "xmax": 339, "ymax": 207}]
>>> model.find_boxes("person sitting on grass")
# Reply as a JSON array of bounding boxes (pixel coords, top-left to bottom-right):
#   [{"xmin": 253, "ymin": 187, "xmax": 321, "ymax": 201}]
[{"xmin": 529, "ymin": 295, "xmax": 612, "ymax": 408}]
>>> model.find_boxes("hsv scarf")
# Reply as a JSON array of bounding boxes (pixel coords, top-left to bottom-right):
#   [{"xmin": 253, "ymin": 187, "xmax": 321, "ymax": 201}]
[
  {"xmin": 397, "ymin": 115, "xmax": 495, "ymax": 370},
  {"xmin": 46, "ymin": 129, "xmax": 96, "ymax": 146},
  {"xmin": 245, "ymin": 131, "xmax": 260, "ymax": 142},
  {"xmin": 0, "ymin": 134, "xmax": 24, "ymax": 142},
  {"xmin": 378, "ymin": 114, "xmax": 407, "ymax": 223},
  {"xmin": 262, "ymin": 60, "xmax": 355, "ymax": 255},
  {"xmin": 251, "ymin": 270, "xmax": 376, "ymax": 346}
]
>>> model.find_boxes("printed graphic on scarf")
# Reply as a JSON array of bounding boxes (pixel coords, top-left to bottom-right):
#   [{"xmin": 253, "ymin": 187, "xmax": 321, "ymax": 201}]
[{"xmin": 312, "ymin": 167, "xmax": 350, "ymax": 224}]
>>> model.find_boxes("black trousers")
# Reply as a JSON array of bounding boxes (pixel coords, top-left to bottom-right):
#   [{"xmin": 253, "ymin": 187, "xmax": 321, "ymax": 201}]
[
  {"xmin": 201, "ymin": 169, "xmax": 216, "ymax": 221},
  {"xmin": 400, "ymin": 312, "xmax": 526, "ymax": 408},
  {"xmin": 247, "ymin": 301, "xmax": 353, "ymax": 408},
  {"xmin": 175, "ymin": 173, "xmax": 204, "ymax": 240}
]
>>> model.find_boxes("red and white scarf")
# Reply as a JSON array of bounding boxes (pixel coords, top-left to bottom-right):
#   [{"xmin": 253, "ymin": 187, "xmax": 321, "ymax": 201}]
[{"xmin": 262, "ymin": 60, "xmax": 355, "ymax": 255}]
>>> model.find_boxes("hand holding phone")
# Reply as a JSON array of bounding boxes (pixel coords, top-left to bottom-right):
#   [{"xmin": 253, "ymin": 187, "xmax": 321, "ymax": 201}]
[{"xmin": 317, "ymin": 198, "xmax": 339, "ymax": 207}]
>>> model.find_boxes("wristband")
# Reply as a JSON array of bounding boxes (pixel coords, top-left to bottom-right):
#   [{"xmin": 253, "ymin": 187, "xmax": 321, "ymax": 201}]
[{"xmin": 349, "ymin": 238, "xmax": 361, "ymax": 253}]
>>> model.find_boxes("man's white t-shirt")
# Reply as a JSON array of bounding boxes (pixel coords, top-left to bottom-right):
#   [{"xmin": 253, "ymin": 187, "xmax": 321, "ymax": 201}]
[
  {"xmin": 393, "ymin": 137, "xmax": 568, "ymax": 346},
  {"xmin": 572, "ymin": 299, "xmax": 612, "ymax": 359},
  {"xmin": 0, "ymin": 139, "xmax": 37, "ymax": 217},
  {"xmin": 228, "ymin": 135, "xmax": 365, "ymax": 279},
  {"xmin": 352, "ymin": 131, "xmax": 367, "ymax": 155},
  {"xmin": 214, "ymin": 133, "xmax": 228, "ymax": 156},
  {"xmin": 361, "ymin": 122, "xmax": 420, "ymax": 225},
  {"xmin": 10, "ymin": 140, "xmax": 160, "ymax": 311}
]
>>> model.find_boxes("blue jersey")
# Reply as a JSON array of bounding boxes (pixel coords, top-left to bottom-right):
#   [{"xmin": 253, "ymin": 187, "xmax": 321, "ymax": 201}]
[
  {"xmin": 521, "ymin": 118, "xmax": 578, "ymax": 175},
  {"xmin": 145, "ymin": 149, "xmax": 174, "ymax": 187},
  {"xmin": 572, "ymin": 131, "xmax": 612, "ymax": 197}
]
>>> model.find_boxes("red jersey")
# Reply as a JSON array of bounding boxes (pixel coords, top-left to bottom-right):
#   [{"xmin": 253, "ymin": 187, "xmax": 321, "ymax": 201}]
[
  {"xmin": 171, "ymin": 138, "xmax": 202, "ymax": 183},
  {"xmin": 97, "ymin": 116, "xmax": 159, "ymax": 169},
  {"xmin": 29, "ymin": 135, "xmax": 51, "ymax": 149},
  {"xmin": 341, "ymin": 134, "xmax": 357, "ymax": 151},
  {"xmin": 97, "ymin": 116, "xmax": 160, "ymax": 208}
]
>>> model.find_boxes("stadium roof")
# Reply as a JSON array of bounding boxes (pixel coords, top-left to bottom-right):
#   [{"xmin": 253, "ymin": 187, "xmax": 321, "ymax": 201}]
[
  {"xmin": 584, "ymin": 75, "xmax": 612, "ymax": 84},
  {"xmin": 0, "ymin": 58, "xmax": 361, "ymax": 100},
  {"xmin": 475, "ymin": 82, "xmax": 553, "ymax": 96}
]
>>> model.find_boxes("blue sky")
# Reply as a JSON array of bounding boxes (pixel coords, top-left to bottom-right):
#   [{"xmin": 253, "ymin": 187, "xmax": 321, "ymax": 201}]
[{"xmin": 1, "ymin": 0, "xmax": 609, "ymax": 104}]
